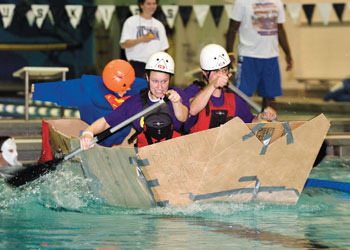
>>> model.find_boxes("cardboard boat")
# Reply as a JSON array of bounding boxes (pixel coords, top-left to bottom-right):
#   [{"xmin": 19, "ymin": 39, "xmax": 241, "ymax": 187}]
[{"xmin": 44, "ymin": 114, "xmax": 330, "ymax": 208}]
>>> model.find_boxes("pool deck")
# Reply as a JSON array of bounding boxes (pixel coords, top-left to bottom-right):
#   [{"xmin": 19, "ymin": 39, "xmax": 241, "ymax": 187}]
[{"xmin": 1, "ymin": 93, "xmax": 350, "ymax": 163}]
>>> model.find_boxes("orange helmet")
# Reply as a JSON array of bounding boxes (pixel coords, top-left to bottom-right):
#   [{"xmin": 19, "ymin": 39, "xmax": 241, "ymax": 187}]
[{"xmin": 102, "ymin": 59, "xmax": 135, "ymax": 93}]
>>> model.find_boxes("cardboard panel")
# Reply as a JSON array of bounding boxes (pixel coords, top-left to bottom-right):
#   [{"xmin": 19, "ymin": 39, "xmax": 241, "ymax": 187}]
[
  {"xmin": 195, "ymin": 114, "xmax": 330, "ymax": 205},
  {"xmin": 138, "ymin": 127, "xmax": 220, "ymax": 206},
  {"xmin": 79, "ymin": 144, "xmax": 154, "ymax": 209}
]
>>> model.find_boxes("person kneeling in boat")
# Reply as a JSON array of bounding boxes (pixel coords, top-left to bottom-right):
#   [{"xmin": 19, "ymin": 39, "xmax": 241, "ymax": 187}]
[
  {"xmin": 80, "ymin": 52, "xmax": 189, "ymax": 149},
  {"xmin": 0, "ymin": 136, "xmax": 22, "ymax": 168},
  {"xmin": 184, "ymin": 44, "xmax": 276, "ymax": 133}
]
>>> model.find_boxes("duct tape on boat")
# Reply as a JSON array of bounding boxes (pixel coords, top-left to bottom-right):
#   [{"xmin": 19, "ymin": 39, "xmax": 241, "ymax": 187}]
[
  {"xmin": 260, "ymin": 133, "xmax": 272, "ymax": 155},
  {"xmin": 156, "ymin": 200, "xmax": 169, "ymax": 207},
  {"xmin": 189, "ymin": 176, "xmax": 300, "ymax": 202},
  {"xmin": 242, "ymin": 123, "xmax": 266, "ymax": 141},
  {"xmin": 282, "ymin": 121, "xmax": 294, "ymax": 144},
  {"xmin": 129, "ymin": 156, "xmax": 149, "ymax": 166}
]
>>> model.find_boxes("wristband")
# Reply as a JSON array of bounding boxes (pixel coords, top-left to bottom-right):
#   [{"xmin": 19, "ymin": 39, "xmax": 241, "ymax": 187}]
[{"xmin": 82, "ymin": 130, "xmax": 94, "ymax": 138}]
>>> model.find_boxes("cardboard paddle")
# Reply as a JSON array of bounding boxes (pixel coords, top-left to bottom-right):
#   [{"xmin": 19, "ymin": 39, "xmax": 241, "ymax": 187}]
[{"xmin": 1, "ymin": 99, "xmax": 166, "ymax": 187}]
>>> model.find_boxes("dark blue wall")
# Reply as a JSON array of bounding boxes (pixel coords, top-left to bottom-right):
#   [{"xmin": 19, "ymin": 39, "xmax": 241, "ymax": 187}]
[{"xmin": 0, "ymin": 0, "xmax": 95, "ymax": 83}]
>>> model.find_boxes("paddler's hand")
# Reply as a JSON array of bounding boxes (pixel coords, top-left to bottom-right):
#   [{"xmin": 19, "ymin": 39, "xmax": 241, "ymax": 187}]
[
  {"xmin": 166, "ymin": 89, "xmax": 182, "ymax": 104},
  {"xmin": 80, "ymin": 131, "xmax": 95, "ymax": 150},
  {"xmin": 209, "ymin": 71, "xmax": 232, "ymax": 89},
  {"xmin": 258, "ymin": 106, "xmax": 277, "ymax": 122}
]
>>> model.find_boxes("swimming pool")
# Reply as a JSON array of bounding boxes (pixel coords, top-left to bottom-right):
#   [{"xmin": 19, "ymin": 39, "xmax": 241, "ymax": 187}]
[{"xmin": 1, "ymin": 158, "xmax": 350, "ymax": 249}]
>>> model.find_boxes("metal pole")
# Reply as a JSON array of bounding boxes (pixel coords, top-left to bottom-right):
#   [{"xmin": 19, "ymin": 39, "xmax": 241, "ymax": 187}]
[
  {"xmin": 60, "ymin": 71, "xmax": 66, "ymax": 118},
  {"xmin": 25, "ymin": 70, "xmax": 29, "ymax": 121}
]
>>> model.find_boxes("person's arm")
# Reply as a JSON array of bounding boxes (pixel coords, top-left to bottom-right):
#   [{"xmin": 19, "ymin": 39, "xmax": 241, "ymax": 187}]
[
  {"xmin": 166, "ymin": 89, "xmax": 188, "ymax": 122},
  {"xmin": 190, "ymin": 74, "xmax": 229, "ymax": 116},
  {"xmin": 226, "ymin": 19, "xmax": 241, "ymax": 67},
  {"xmin": 120, "ymin": 34, "xmax": 154, "ymax": 49},
  {"xmin": 278, "ymin": 23, "xmax": 293, "ymax": 71},
  {"xmin": 80, "ymin": 117, "xmax": 110, "ymax": 150}
]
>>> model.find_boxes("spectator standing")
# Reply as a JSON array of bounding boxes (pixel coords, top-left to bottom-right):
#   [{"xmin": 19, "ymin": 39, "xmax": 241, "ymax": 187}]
[
  {"xmin": 120, "ymin": 0, "xmax": 169, "ymax": 78},
  {"xmin": 226, "ymin": 0, "xmax": 293, "ymax": 112}
]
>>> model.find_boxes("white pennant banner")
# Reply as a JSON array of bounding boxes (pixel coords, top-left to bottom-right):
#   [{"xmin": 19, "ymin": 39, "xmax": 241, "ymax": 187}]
[
  {"xmin": 224, "ymin": 4, "xmax": 233, "ymax": 18},
  {"xmin": 193, "ymin": 5, "xmax": 210, "ymax": 28},
  {"xmin": 65, "ymin": 5, "xmax": 83, "ymax": 29},
  {"xmin": 317, "ymin": 3, "xmax": 332, "ymax": 25},
  {"xmin": 26, "ymin": 10, "xmax": 35, "ymax": 27},
  {"xmin": 96, "ymin": 5, "xmax": 115, "ymax": 29},
  {"xmin": 129, "ymin": 5, "xmax": 140, "ymax": 16},
  {"xmin": 0, "ymin": 4, "xmax": 15, "ymax": 28},
  {"xmin": 161, "ymin": 5, "xmax": 178, "ymax": 29},
  {"xmin": 286, "ymin": 3, "xmax": 302, "ymax": 24},
  {"xmin": 31, "ymin": 4, "xmax": 49, "ymax": 28}
]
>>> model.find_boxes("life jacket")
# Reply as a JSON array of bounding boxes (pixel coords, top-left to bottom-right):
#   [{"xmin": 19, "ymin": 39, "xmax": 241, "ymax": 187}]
[
  {"xmin": 190, "ymin": 81, "xmax": 236, "ymax": 133},
  {"xmin": 136, "ymin": 89, "xmax": 182, "ymax": 147}
]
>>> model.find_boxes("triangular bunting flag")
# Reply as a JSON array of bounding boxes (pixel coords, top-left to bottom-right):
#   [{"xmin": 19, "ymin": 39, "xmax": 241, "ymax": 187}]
[
  {"xmin": 161, "ymin": 5, "xmax": 178, "ymax": 29},
  {"xmin": 129, "ymin": 5, "xmax": 140, "ymax": 16},
  {"xmin": 210, "ymin": 5, "xmax": 224, "ymax": 27},
  {"xmin": 193, "ymin": 5, "xmax": 209, "ymax": 28},
  {"xmin": 96, "ymin": 5, "xmax": 115, "ymax": 29},
  {"xmin": 287, "ymin": 3, "xmax": 301, "ymax": 24},
  {"xmin": 317, "ymin": 3, "xmax": 332, "ymax": 25},
  {"xmin": 179, "ymin": 6, "xmax": 192, "ymax": 27},
  {"xmin": 0, "ymin": 4, "xmax": 15, "ymax": 28},
  {"xmin": 302, "ymin": 4, "xmax": 315, "ymax": 25},
  {"xmin": 333, "ymin": 3, "xmax": 345, "ymax": 22},
  {"xmin": 25, "ymin": 9, "xmax": 35, "ymax": 27},
  {"xmin": 224, "ymin": 4, "xmax": 232, "ymax": 18},
  {"xmin": 116, "ymin": 6, "xmax": 132, "ymax": 25},
  {"xmin": 65, "ymin": 5, "xmax": 83, "ymax": 29},
  {"xmin": 31, "ymin": 4, "xmax": 49, "ymax": 28}
]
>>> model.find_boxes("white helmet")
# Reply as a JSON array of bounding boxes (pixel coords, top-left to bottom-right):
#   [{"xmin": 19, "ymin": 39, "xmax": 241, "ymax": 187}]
[
  {"xmin": 145, "ymin": 52, "xmax": 175, "ymax": 75},
  {"xmin": 200, "ymin": 44, "xmax": 231, "ymax": 71}
]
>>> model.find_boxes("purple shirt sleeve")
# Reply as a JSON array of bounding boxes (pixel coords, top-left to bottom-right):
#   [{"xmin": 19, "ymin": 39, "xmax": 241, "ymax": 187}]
[
  {"xmin": 184, "ymin": 84, "xmax": 200, "ymax": 99},
  {"xmin": 234, "ymin": 94, "xmax": 255, "ymax": 123},
  {"xmin": 170, "ymin": 87, "xmax": 190, "ymax": 130}
]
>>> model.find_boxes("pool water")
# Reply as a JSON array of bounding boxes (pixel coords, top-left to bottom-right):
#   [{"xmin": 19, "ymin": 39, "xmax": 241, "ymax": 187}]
[{"xmin": 1, "ymin": 158, "xmax": 350, "ymax": 249}]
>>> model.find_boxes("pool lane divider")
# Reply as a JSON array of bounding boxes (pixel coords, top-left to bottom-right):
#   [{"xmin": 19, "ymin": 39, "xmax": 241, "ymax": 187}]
[
  {"xmin": 0, "ymin": 102, "xmax": 79, "ymax": 118},
  {"xmin": 305, "ymin": 178, "xmax": 350, "ymax": 193}
]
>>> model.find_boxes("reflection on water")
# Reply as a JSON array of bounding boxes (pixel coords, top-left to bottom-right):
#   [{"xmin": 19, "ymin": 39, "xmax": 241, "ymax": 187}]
[{"xmin": 0, "ymin": 158, "xmax": 350, "ymax": 249}]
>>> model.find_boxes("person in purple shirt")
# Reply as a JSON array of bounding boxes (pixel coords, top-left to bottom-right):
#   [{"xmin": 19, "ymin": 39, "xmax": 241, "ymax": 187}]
[
  {"xmin": 184, "ymin": 44, "xmax": 276, "ymax": 133},
  {"xmin": 80, "ymin": 52, "xmax": 189, "ymax": 149}
]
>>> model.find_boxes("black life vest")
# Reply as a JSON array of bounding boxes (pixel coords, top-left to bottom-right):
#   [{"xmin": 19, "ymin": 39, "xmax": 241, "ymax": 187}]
[{"xmin": 135, "ymin": 88, "xmax": 181, "ymax": 147}]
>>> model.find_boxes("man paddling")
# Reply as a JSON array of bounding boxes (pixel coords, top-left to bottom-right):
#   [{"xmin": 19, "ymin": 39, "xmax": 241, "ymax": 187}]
[
  {"xmin": 80, "ymin": 51, "xmax": 189, "ymax": 149},
  {"xmin": 0, "ymin": 136, "xmax": 22, "ymax": 168},
  {"xmin": 184, "ymin": 44, "xmax": 276, "ymax": 133}
]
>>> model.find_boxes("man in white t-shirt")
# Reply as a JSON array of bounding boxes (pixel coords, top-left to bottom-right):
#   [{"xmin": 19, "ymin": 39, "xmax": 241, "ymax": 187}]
[
  {"xmin": 120, "ymin": 0, "xmax": 169, "ymax": 78},
  {"xmin": 226, "ymin": 0, "xmax": 293, "ymax": 112}
]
